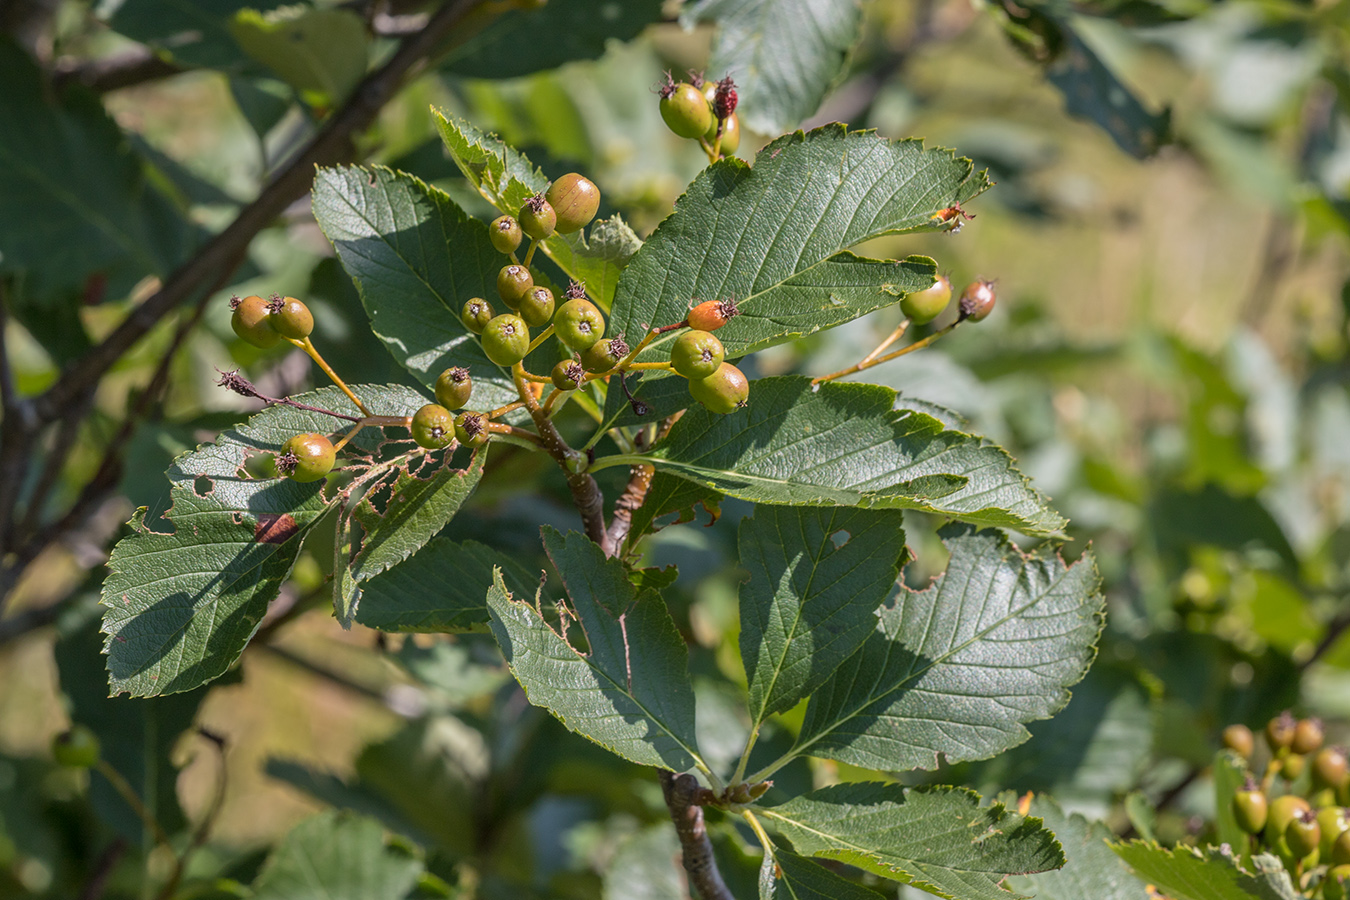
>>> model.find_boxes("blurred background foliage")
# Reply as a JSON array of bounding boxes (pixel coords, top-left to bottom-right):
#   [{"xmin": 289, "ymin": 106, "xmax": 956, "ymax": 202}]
[{"xmin": 4, "ymin": 0, "xmax": 1350, "ymax": 896}]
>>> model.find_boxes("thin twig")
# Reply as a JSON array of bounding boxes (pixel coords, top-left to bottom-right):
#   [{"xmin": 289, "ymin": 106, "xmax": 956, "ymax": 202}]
[
  {"xmin": 52, "ymin": 47, "xmax": 185, "ymax": 94},
  {"xmin": 76, "ymin": 838, "xmax": 128, "ymax": 900},
  {"xmin": 660, "ymin": 771, "xmax": 733, "ymax": 900},
  {"xmin": 216, "ymin": 369, "xmax": 362, "ymax": 422}
]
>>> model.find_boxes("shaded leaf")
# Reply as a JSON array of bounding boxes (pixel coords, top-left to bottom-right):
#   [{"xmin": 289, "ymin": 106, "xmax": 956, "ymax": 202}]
[
  {"xmin": 485, "ymin": 529, "xmax": 702, "ymax": 771},
  {"xmin": 644, "ymin": 376, "xmax": 1066, "ymax": 536},
  {"xmin": 625, "ymin": 471, "xmax": 722, "ymax": 552},
  {"xmin": 1211, "ymin": 750, "xmax": 1249, "ymax": 855},
  {"xmin": 105, "ymin": 0, "xmax": 284, "ymax": 69},
  {"xmin": 311, "ymin": 165, "xmax": 519, "ymax": 409},
  {"xmin": 230, "ymin": 6, "xmax": 369, "ymax": 101},
  {"xmin": 356, "ymin": 537, "xmax": 542, "ymax": 633},
  {"xmin": 607, "ymin": 126, "xmax": 987, "ymax": 365},
  {"xmin": 250, "ymin": 810, "xmax": 423, "ymax": 900},
  {"xmin": 761, "ymin": 783, "xmax": 1064, "ymax": 900},
  {"xmin": 603, "ymin": 824, "xmax": 686, "ymax": 900},
  {"xmin": 683, "ymin": 0, "xmax": 864, "ymax": 134},
  {"xmin": 1004, "ymin": 796, "xmax": 1149, "ymax": 900},
  {"xmin": 102, "ymin": 385, "xmax": 429, "ymax": 697},
  {"xmin": 766, "ymin": 849, "xmax": 887, "ymax": 900},
  {"xmin": 1110, "ymin": 842, "xmax": 1297, "ymax": 900},
  {"xmin": 740, "ymin": 506, "xmax": 908, "ymax": 726},
  {"xmin": 785, "ymin": 525, "xmax": 1102, "ymax": 772}
]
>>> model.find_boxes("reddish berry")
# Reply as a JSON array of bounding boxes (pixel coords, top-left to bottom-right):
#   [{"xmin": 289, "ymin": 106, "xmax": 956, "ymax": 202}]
[
  {"xmin": 1267, "ymin": 711, "xmax": 1297, "ymax": 752},
  {"xmin": 518, "ymin": 285, "xmax": 556, "ymax": 328},
  {"xmin": 519, "ymin": 194, "xmax": 557, "ymax": 240},
  {"xmin": 435, "ymin": 367, "xmax": 473, "ymax": 410},
  {"xmin": 545, "ymin": 174, "xmax": 600, "ymax": 234},
  {"xmin": 497, "ymin": 265, "xmax": 534, "ymax": 310},
  {"xmin": 1293, "ymin": 717, "xmax": 1325, "ymax": 755},
  {"xmin": 670, "ymin": 329, "xmax": 724, "ymax": 379},
  {"xmin": 687, "ymin": 296, "xmax": 739, "ymax": 332},
  {"xmin": 688, "ymin": 362, "xmax": 749, "ymax": 414},
  {"xmin": 712, "ymin": 76, "xmax": 737, "ymax": 120},
  {"xmin": 958, "ymin": 280, "xmax": 997, "ymax": 322},
  {"xmin": 1222, "ymin": 724, "xmax": 1255, "ymax": 760},
  {"xmin": 277, "ymin": 433, "xmax": 336, "ymax": 483},
  {"xmin": 553, "ymin": 298, "xmax": 606, "ymax": 351},
  {"xmin": 230, "ymin": 294, "xmax": 282, "ymax": 348},
  {"xmin": 901, "ymin": 275, "xmax": 952, "ymax": 325},
  {"xmin": 489, "ymin": 215, "xmax": 523, "ymax": 255},
  {"xmin": 462, "ymin": 297, "xmax": 494, "ymax": 334},
  {"xmin": 1317, "ymin": 747, "xmax": 1350, "ymax": 791},
  {"xmin": 481, "ymin": 314, "xmax": 531, "ymax": 367}
]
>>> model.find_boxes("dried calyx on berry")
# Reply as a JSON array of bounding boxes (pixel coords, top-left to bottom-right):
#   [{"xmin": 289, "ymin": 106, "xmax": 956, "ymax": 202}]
[
  {"xmin": 551, "ymin": 359, "xmax": 586, "ymax": 391},
  {"xmin": 519, "ymin": 193, "xmax": 557, "ymax": 240},
  {"xmin": 958, "ymin": 280, "xmax": 996, "ymax": 322},
  {"xmin": 564, "ymin": 280, "xmax": 588, "ymax": 301},
  {"xmin": 277, "ymin": 433, "xmax": 336, "ymax": 482},
  {"xmin": 712, "ymin": 76, "xmax": 738, "ymax": 121},
  {"xmin": 455, "ymin": 411, "xmax": 489, "ymax": 448},
  {"xmin": 687, "ymin": 295, "xmax": 739, "ymax": 332},
  {"xmin": 435, "ymin": 367, "xmax": 473, "ymax": 410},
  {"xmin": 230, "ymin": 294, "xmax": 282, "ymax": 348},
  {"xmin": 267, "ymin": 294, "xmax": 314, "ymax": 340},
  {"xmin": 656, "ymin": 70, "xmax": 714, "ymax": 140}
]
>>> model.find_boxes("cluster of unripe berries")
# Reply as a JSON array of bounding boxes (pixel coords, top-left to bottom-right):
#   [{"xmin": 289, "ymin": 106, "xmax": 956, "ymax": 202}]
[
  {"xmin": 1225, "ymin": 713, "xmax": 1350, "ymax": 896},
  {"xmin": 899, "ymin": 275, "xmax": 998, "ymax": 326},
  {"xmin": 229, "ymin": 292, "xmax": 315, "ymax": 346},
  {"xmin": 657, "ymin": 71, "xmax": 741, "ymax": 156}
]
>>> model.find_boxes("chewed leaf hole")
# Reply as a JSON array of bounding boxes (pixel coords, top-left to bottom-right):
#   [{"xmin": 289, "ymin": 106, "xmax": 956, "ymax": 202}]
[
  {"xmin": 829, "ymin": 530, "xmax": 850, "ymax": 549},
  {"xmin": 193, "ymin": 475, "xmax": 214, "ymax": 497}
]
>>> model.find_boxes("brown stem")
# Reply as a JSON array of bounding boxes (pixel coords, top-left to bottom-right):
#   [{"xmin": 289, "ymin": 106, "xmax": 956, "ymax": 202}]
[
  {"xmin": 605, "ymin": 464, "xmax": 653, "ymax": 553},
  {"xmin": 52, "ymin": 47, "xmax": 185, "ymax": 94},
  {"xmin": 77, "ymin": 838, "xmax": 128, "ymax": 900},
  {"xmin": 660, "ymin": 771, "xmax": 733, "ymax": 900},
  {"xmin": 154, "ymin": 730, "xmax": 228, "ymax": 900},
  {"xmin": 512, "ymin": 363, "xmax": 612, "ymax": 555},
  {"xmin": 216, "ymin": 369, "xmax": 363, "ymax": 422}
]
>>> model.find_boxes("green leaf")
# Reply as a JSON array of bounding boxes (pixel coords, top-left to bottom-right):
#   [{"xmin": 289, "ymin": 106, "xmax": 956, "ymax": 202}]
[
  {"xmin": 1004, "ymin": 796, "xmax": 1150, "ymax": 900},
  {"xmin": 642, "ymin": 376, "xmax": 1066, "ymax": 536},
  {"xmin": 604, "ymin": 824, "xmax": 686, "ymax": 900},
  {"xmin": 356, "ymin": 538, "xmax": 543, "ymax": 633},
  {"xmin": 1211, "ymin": 750, "xmax": 1250, "ymax": 854},
  {"xmin": 440, "ymin": 0, "xmax": 664, "ymax": 79},
  {"xmin": 250, "ymin": 810, "xmax": 423, "ymax": 900},
  {"xmin": 102, "ymin": 385, "xmax": 430, "ymax": 697},
  {"xmin": 683, "ymin": 0, "xmax": 864, "ymax": 134},
  {"xmin": 0, "ymin": 42, "xmax": 195, "ymax": 309},
  {"xmin": 740, "ymin": 506, "xmax": 907, "ymax": 727},
  {"xmin": 1110, "ymin": 843, "xmax": 1298, "ymax": 900},
  {"xmin": 624, "ymin": 472, "xmax": 721, "ymax": 552},
  {"xmin": 230, "ymin": 7, "xmax": 369, "ymax": 101},
  {"xmin": 766, "ymin": 849, "xmax": 887, "ymax": 900},
  {"xmin": 607, "ymin": 126, "xmax": 988, "ymax": 365},
  {"xmin": 782, "ymin": 524, "xmax": 1102, "ymax": 772},
  {"xmin": 433, "ymin": 112, "xmax": 641, "ymax": 309},
  {"xmin": 311, "ymin": 165, "xmax": 519, "ymax": 409},
  {"xmin": 760, "ymin": 783, "xmax": 1064, "ymax": 900},
  {"xmin": 350, "ymin": 448, "xmax": 486, "ymax": 584},
  {"xmin": 485, "ymin": 528, "xmax": 702, "ymax": 771},
  {"xmin": 105, "ymin": 0, "xmax": 285, "ymax": 69}
]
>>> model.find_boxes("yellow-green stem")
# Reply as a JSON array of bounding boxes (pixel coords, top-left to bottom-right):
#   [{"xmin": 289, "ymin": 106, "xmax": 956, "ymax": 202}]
[
  {"xmin": 96, "ymin": 759, "xmax": 171, "ymax": 849},
  {"xmin": 812, "ymin": 320, "xmax": 958, "ymax": 385},
  {"xmin": 523, "ymin": 238, "xmax": 539, "ymax": 268},
  {"xmin": 742, "ymin": 810, "xmax": 774, "ymax": 857},
  {"xmin": 485, "ymin": 400, "xmax": 527, "ymax": 420},
  {"xmin": 625, "ymin": 361, "xmax": 676, "ymax": 372},
  {"xmin": 527, "ymin": 324, "xmax": 555, "ymax": 353},
  {"xmin": 291, "ymin": 337, "xmax": 372, "ymax": 415}
]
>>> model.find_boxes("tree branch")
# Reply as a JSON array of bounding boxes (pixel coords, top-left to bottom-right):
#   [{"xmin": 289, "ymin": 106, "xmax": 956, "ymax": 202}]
[
  {"xmin": 660, "ymin": 771, "xmax": 733, "ymax": 900},
  {"xmin": 52, "ymin": 47, "xmax": 185, "ymax": 95},
  {"xmin": 604, "ymin": 463, "xmax": 653, "ymax": 552}
]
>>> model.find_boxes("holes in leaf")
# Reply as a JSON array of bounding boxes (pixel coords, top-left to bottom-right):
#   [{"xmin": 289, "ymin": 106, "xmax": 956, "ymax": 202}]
[
  {"xmin": 193, "ymin": 475, "xmax": 214, "ymax": 497},
  {"xmin": 829, "ymin": 530, "xmax": 850, "ymax": 549},
  {"xmin": 241, "ymin": 450, "xmax": 278, "ymax": 479}
]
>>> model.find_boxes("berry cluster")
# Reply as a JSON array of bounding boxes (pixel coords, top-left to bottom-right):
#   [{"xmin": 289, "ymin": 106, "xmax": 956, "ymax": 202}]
[
  {"xmin": 229, "ymin": 293, "xmax": 316, "ymax": 347},
  {"xmin": 1224, "ymin": 713, "xmax": 1350, "ymax": 896},
  {"xmin": 657, "ymin": 71, "xmax": 741, "ymax": 161}
]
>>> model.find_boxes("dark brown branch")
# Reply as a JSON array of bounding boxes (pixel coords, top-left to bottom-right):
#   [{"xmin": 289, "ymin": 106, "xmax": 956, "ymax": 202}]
[
  {"xmin": 77, "ymin": 838, "xmax": 128, "ymax": 900},
  {"xmin": 605, "ymin": 463, "xmax": 653, "ymax": 552},
  {"xmin": 52, "ymin": 47, "xmax": 185, "ymax": 95},
  {"xmin": 660, "ymin": 771, "xmax": 733, "ymax": 900},
  {"xmin": 1301, "ymin": 602, "xmax": 1350, "ymax": 671}
]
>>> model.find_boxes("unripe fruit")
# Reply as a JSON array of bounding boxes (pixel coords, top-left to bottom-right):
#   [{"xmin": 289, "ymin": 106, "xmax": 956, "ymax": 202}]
[
  {"xmin": 553, "ymin": 298, "xmax": 606, "ymax": 350},
  {"xmin": 551, "ymin": 359, "xmax": 586, "ymax": 391},
  {"xmin": 1286, "ymin": 808, "xmax": 1321, "ymax": 860},
  {"xmin": 688, "ymin": 362, "xmax": 749, "ymax": 414},
  {"xmin": 411, "ymin": 404, "xmax": 455, "ymax": 449},
  {"xmin": 706, "ymin": 111, "xmax": 741, "ymax": 154},
  {"xmin": 267, "ymin": 295, "xmax": 313, "ymax": 340},
  {"xmin": 518, "ymin": 286, "xmax": 556, "ymax": 328},
  {"xmin": 1232, "ymin": 784, "xmax": 1267, "ymax": 834},
  {"xmin": 52, "ymin": 725, "xmax": 100, "ymax": 768},
  {"xmin": 497, "ymin": 265, "xmax": 534, "ymax": 310},
  {"xmin": 687, "ymin": 296, "xmax": 739, "ymax": 332},
  {"xmin": 481, "ymin": 314, "xmax": 530, "ymax": 367},
  {"xmin": 454, "ymin": 411, "xmax": 489, "ymax": 449},
  {"xmin": 230, "ymin": 294, "xmax": 282, "ymax": 348},
  {"xmin": 580, "ymin": 336, "xmax": 628, "ymax": 373},
  {"xmin": 670, "ymin": 329, "xmax": 725, "ymax": 379},
  {"xmin": 277, "ymin": 433, "xmax": 336, "ymax": 483},
  {"xmin": 658, "ymin": 77, "xmax": 714, "ymax": 139},
  {"xmin": 958, "ymin": 280, "xmax": 997, "ymax": 322},
  {"xmin": 1316, "ymin": 747, "xmax": 1350, "ymax": 791},
  {"xmin": 1319, "ymin": 806, "xmax": 1350, "ymax": 858},
  {"xmin": 435, "ymin": 367, "xmax": 472, "ymax": 410},
  {"xmin": 1222, "ymin": 724, "xmax": 1255, "ymax": 760},
  {"xmin": 519, "ymin": 194, "xmax": 556, "ymax": 240},
  {"xmin": 1265, "ymin": 794, "xmax": 1311, "ymax": 846},
  {"xmin": 1294, "ymin": 718, "xmax": 1325, "ymax": 755},
  {"xmin": 545, "ymin": 174, "xmax": 600, "ymax": 234},
  {"xmin": 1284, "ymin": 753, "xmax": 1307, "ymax": 781},
  {"xmin": 901, "ymin": 275, "xmax": 953, "ymax": 325},
  {"xmin": 462, "ymin": 297, "xmax": 494, "ymax": 334},
  {"xmin": 1337, "ymin": 829, "xmax": 1350, "ymax": 866},
  {"xmin": 1268, "ymin": 711, "xmax": 1297, "ymax": 752},
  {"xmin": 489, "ymin": 215, "xmax": 523, "ymax": 255},
  {"xmin": 1327, "ymin": 865, "xmax": 1350, "ymax": 900}
]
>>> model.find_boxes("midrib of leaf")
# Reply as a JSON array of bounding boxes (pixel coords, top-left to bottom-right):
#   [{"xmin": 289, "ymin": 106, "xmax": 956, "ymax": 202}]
[
  {"xmin": 293, "ymin": 840, "xmax": 338, "ymax": 899},
  {"xmin": 774, "ymin": 543, "xmax": 1082, "ymax": 769}
]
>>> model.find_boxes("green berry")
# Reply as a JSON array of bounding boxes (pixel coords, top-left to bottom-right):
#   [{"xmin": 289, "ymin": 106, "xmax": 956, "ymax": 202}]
[
  {"xmin": 51, "ymin": 725, "xmax": 100, "ymax": 768},
  {"xmin": 435, "ymin": 367, "xmax": 473, "ymax": 410},
  {"xmin": 1265, "ymin": 794, "xmax": 1311, "ymax": 845},
  {"xmin": 1327, "ymin": 865, "xmax": 1350, "ymax": 900},
  {"xmin": 1286, "ymin": 808, "xmax": 1321, "ymax": 860},
  {"xmin": 481, "ymin": 314, "xmax": 531, "ymax": 367},
  {"xmin": 659, "ymin": 78, "xmax": 714, "ymax": 139},
  {"xmin": 1337, "ymin": 830, "xmax": 1350, "ymax": 866},
  {"xmin": 553, "ymin": 298, "xmax": 606, "ymax": 350},
  {"xmin": 1319, "ymin": 806, "xmax": 1349, "ymax": 858},
  {"xmin": 518, "ymin": 285, "xmax": 556, "ymax": 328},
  {"xmin": 1294, "ymin": 718, "xmax": 1325, "ymax": 755},
  {"xmin": 1232, "ymin": 784, "xmax": 1267, "ymax": 834},
  {"xmin": 551, "ymin": 359, "xmax": 586, "ymax": 391},
  {"xmin": 580, "ymin": 336, "xmax": 628, "ymax": 373},
  {"xmin": 230, "ymin": 294, "xmax": 282, "ymax": 348},
  {"xmin": 411, "ymin": 404, "xmax": 455, "ymax": 449},
  {"xmin": 497, "ymin": 265, "xmax": 534, "ymax": 310},
  {"xmin": 958, "ymin": 280, "xmax": 997, "ymax": 322},
  {"xmin": 688, "ymin": 362, "xmax": 749, "ymax": 414},
  {"xmin": 277, "ymin": 433, "xmax": 336, "ymax": 483},
  {"xmin": 901, "ymin": 276, "xmax": 953, "ymax": 325},
  {"xmin": 489, "ymin": 215, "xmax": 523, "ymax": 255},
  {"xmin": 1284, "ymin": 753, "xmax": 1307, "ymax": 780},
  {"xmin": 546, "ymin": 173, "xmax": 600, "ymax": 234},
  {"xmin": 1268, "ymin": 711, "xmax": 1297, "ymax": 752},
  {"xmin": 687, "ymin": 297, "xmax": 739, "ymax": 332},
  {"xmin": 454, "ymin": 411, "xmax": 489, "ymax": 448},
  {"xmin": 1222, "ymin": 724, "xmax": 1255, "ymax": 760},
  {"xmin": 267, "ymin": 295, "xmax": 314, "ymax": 340},
  {"xmin": 519, "ymin": 194, "xmax": 557, "ymax": 240},
  {"xmin": 670, "ymin": 329, "xmax": 725, "ymax": 379},
  {"xmin": 462, "ymin": 297, "xmax": 494, "ymax": 334},
  {"xmin": 704, "ymin": 111, "xmax": 741, "ymax": 154}
]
